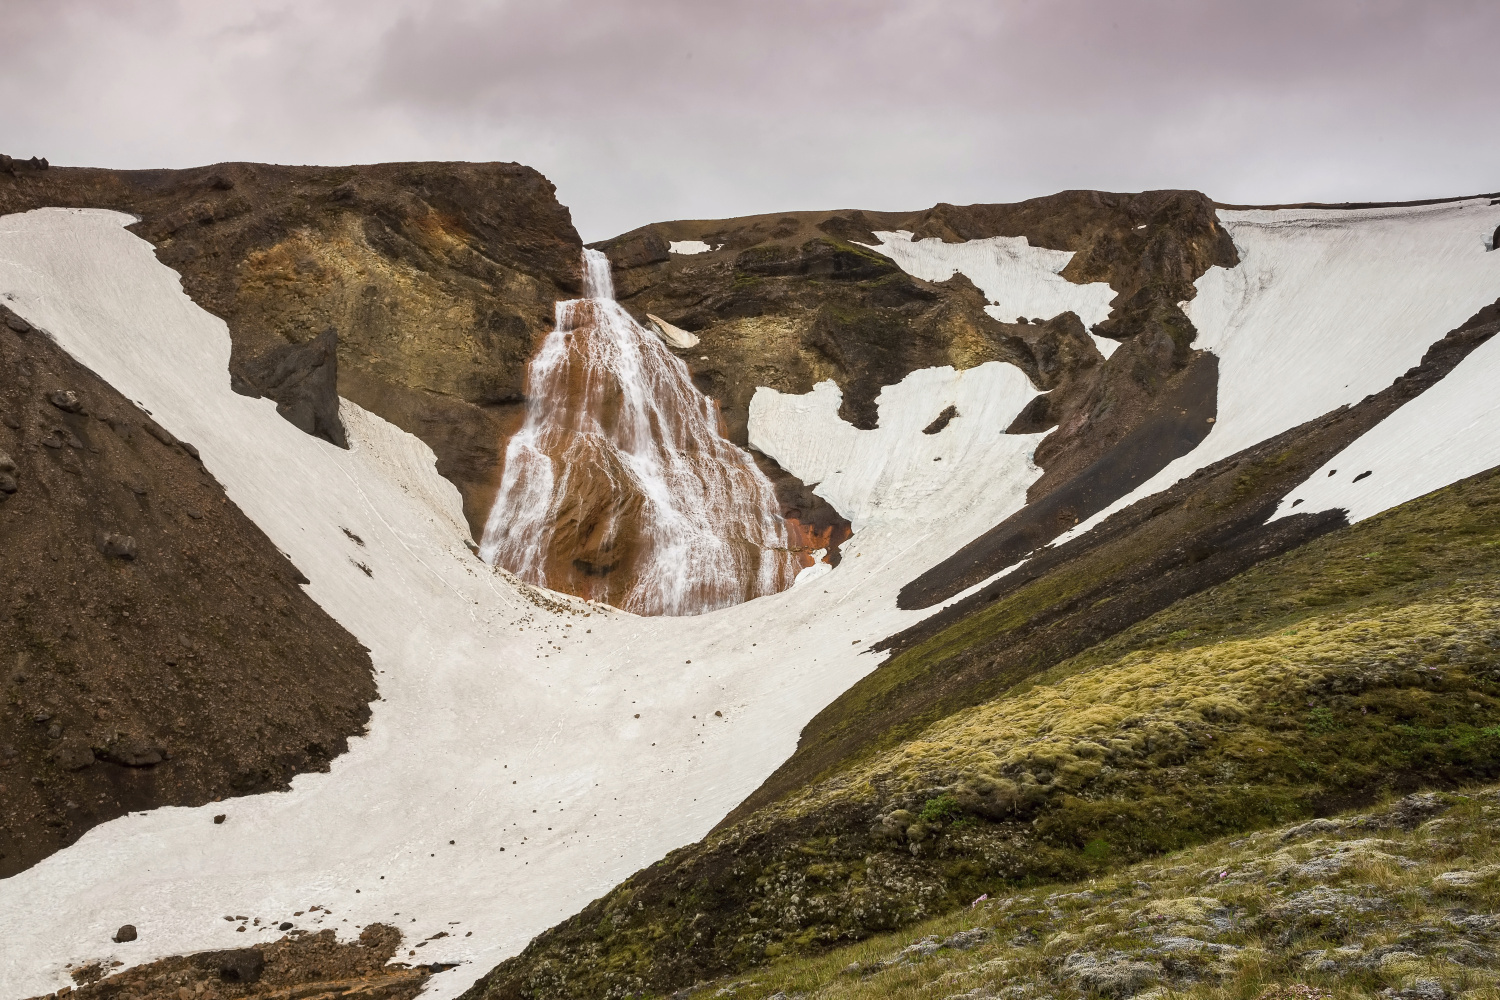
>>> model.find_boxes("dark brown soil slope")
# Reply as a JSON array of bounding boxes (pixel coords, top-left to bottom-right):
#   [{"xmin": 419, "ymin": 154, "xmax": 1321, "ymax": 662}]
[
  {"xmin": 0, "ymin": 307, "xmax": 375, "ymax": 879},
  {"xmin": 0, "ymin": 157, "xmax": 583, "ymax": 539}
]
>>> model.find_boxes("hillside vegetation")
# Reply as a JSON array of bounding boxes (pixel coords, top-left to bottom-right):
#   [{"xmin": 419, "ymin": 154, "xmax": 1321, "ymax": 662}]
[
  {"xmin": 469, "ymin": 466, "xmax": 1500, "ymax": 999},
  {"xmin": 620, "ymin": 784, "xmax": 1500, "ymax": 1000}
]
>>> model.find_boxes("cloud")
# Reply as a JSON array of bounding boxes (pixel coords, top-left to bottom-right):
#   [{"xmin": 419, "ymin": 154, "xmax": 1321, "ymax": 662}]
[{"xmin": 2, "ymin": 0, "xmax": 1496, "ymax": 239}]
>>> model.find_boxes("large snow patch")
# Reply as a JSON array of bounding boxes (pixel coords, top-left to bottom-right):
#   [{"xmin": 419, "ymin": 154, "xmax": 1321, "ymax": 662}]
[
  {"xmin": 862, "ymin": 230, "xmax": 1116, "ymax": 328},
  {"xmin": 749, "ymin": 364, "xmax": 1043, "ymax": 540}
]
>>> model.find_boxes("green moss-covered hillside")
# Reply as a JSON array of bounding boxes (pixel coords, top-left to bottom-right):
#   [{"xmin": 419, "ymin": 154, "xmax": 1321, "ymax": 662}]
[
  {"xmin": 467, "ymin": 466, "xmax": 1500, "ymax": 1000},
  {"xmin": 615, "ymin": 784, "xmax": 1500, "ymax": 1000}
]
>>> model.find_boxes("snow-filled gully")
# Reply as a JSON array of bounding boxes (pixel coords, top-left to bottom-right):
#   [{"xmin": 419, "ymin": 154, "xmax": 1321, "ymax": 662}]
[
  {"xmin": 0, "ymin": 210, "xmax": 1047, "ymax": 999},
  {"xmin": 3, "ymin": 197, "xmax": 1499, "ymax": 1000}
]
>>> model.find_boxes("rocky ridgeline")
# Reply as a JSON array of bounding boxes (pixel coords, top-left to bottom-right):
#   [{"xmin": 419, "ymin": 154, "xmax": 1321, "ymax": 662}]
[{"xmin": 0, "ymin": 153, "xmax": 49, "ymax": 174}]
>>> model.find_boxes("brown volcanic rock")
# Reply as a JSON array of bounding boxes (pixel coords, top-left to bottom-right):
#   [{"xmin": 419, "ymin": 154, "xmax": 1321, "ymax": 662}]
[
  {"xmin": 591, "ymin": 191, "xmax": 1234, "ymax": 567},
  {"xmin": 47, "ymin": 924, "xmax": 429, "ymax": 1000},
  {"xmin": 0, "ymin": 307, "xmax": 375, "ymax": 879},
  {"xmin": 0, "ymin": 159, "xmax": 583, "ymax": 539}
]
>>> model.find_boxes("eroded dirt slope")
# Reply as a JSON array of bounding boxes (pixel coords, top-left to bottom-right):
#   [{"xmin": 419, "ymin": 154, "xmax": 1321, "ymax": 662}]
[
  {"xmin": 38, "ymin": 924, "xmax": 431, "ymax": 1000},
  {"xmin": 0, "ymin": 306, "xmax": 375, "ymax": 878}
]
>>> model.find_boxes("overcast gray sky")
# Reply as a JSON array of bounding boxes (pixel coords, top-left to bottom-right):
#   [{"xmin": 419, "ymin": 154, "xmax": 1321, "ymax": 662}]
[{"xmin": 4, "ymin": 0, "xmax": 1497, "ymax": 241}]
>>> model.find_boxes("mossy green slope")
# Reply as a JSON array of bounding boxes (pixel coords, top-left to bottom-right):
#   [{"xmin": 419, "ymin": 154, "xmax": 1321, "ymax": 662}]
[
  {"xmin": 466, "ymin": 467, "xmax": 1500, "ymax": 1000},
  {"xmin": 630, "ymin": 785, "xmax": 1500, "ymax": 1000}
]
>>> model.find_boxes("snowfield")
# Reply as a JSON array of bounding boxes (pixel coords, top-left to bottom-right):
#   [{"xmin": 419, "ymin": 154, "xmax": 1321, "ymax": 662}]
[
  {"xmin": 1055, "ymin": 197, "xmax": 1500, "ymax": 544},
  {"xmin": 749, "ymin": 364, "xmax": 1044, "ymax": 539},
  {"xmin": 0, "ymin": 209, "xmax": 1049, "ymax": 999},
  {"xmin": 1272, "ymin": 327, "xmax": 1500, "ymax": 524},
  {"xmin": 861, "ymin": 229, "xmax": 1116, "ymax": 329}
]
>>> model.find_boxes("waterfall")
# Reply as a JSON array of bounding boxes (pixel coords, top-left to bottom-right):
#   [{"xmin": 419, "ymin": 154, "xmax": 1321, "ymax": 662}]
[{"xmin": 479, "ymin": 248, "xmax": 802, "ymax": 616}]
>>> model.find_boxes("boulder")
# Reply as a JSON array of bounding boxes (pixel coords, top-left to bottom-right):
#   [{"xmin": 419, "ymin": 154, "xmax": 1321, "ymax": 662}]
[
  {"xmin": 0, "ymin": 449, "xmax": 16, "ymax": 497},
  {"xmin": 97, "ymin": 533, "xmax": 138, "ymax": 560},
  {"xmin": 233, "ymin": 327, "xmax": 348, "ymax": 448},
  {"xmin": 96, "ymin": 735, "xmax": 164, "ymax": 768},
  {"xmin": 51, "ymin": 742, "xmax": 96, "ymax": 771},
  {"xmin": 1, "ymin": 306, "xmax": 31, "ymax": 334},
  {"xmin": 113, "ymin": 924, "xmax": 137, "ymax": 943},
  {"xmin": 48, "ymin": 389, "xmax": 84, "ymax": 413}
]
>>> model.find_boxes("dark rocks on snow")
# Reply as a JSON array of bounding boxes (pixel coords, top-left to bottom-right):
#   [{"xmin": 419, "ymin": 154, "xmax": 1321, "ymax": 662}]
[
  {"xmin": 922, "ymin": 405, "xmax": 959, "ymax": 435},
  {"xmin": 1492, "ymin": 223, "xmax": 1499, "ymax": 251},
  {"xmin": 114, "ymin": 924, "xmax": 138, "ymax": 943},
  {"xmin": 97, "ymin": 532, "xmax": 139, "ymax": 560},
  {"xmin": 232, "ymin": 327, "xmax": 348, "ymax": 448}
]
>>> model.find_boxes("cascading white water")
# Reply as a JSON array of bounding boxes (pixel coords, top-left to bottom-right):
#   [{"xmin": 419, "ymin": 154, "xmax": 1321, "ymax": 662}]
[{"xmin": 479, "ymin": 248, "xmax": 802, "ymax": 616}]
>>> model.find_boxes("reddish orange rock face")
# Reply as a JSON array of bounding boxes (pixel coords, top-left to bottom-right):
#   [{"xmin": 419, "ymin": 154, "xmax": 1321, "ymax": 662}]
[{"xmin": 480, "ymin": 251, "xmax": 803, "ymax": 616}]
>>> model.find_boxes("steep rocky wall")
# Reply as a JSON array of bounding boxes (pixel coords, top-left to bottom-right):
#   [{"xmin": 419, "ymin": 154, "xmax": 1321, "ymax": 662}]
[{"xmin": 0, "ymin": 158, "xmax": 583, "ymax": 539}]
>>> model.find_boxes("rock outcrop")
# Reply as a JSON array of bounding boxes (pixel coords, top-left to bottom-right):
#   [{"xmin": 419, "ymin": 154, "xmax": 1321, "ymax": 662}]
[{"xmin": 232, "ymin": 326, "xmax": 347, "ymax": 447}]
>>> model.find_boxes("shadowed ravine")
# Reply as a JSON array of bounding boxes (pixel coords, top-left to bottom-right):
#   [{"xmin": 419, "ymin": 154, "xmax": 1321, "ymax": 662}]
[{"xmin": 479, "ymin": 248, "xmax": 804, "ymax": 615}]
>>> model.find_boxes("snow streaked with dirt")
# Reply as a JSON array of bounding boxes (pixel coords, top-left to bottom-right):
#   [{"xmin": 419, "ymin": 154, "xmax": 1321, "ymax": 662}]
[
  {"xmin": 0, "ymin": 209, "xmax": 1046, "ymax": 1000},
  {"xmin": 1058, "ymin": 198, "xmax": 1500, "ymax": 544},
  {"xmin": 862, "ymin": 230, "xmax": 1116, "ymax": 328},
  {"xmin": 1272, "ymin": 329, "xmax": 1500, "ymax": 523}
]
